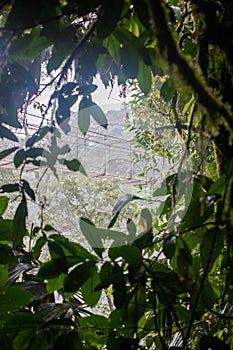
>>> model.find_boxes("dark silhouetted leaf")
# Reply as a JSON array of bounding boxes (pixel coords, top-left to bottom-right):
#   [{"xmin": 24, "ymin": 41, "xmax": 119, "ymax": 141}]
[
  {"xmin": 0, "ymin": 286, "xmax": 32, "ymax": 314},
  {"xmin": 12, "ymin": 197, "xmax": 28, "ymax": 246},
  {"xmin": 21, "ymin": 179, "xmax": 35, "ymax": 200},
  {"xmin": 64, "ymin": 261, "xmax": 96, "ymax": 292},
  {"xmin": 0, "ymin": 125, "xmax": 18, "ymax": 142},
  {"xmin": 63, "ymin": 159, "xmax": 87, "ymax": 175},
  {"xmin": 160, "ymin": 77, "xmax": 176, "ymax": 102},
  {"xmin": 163, "ymin": 236, "xmax": 176, "ymax": 259},
  {"xmin": 0, "ymin": 147, "xmax": 18, "ymax": 160},
  {"xmin": 200, "ymin": 228, "xmax": 224, "ymax": 271},
  {"xmin": 81, "ymin": 265, "xmax": 101, "ymax": 307},
  {"xmin": 14, "ymin": 149, "xmax": 26, "ymax": 168}
]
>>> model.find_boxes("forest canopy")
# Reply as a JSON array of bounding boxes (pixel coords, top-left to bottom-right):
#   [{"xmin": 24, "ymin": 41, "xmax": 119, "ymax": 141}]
[{"xmin": 0, "ymin": 0, "xmax": 233, "ymax": 349}]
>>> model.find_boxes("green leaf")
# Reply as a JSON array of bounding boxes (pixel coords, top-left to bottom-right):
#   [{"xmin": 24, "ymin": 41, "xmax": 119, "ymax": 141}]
[
  {"xmin": 38, "ymin": 259, "xmax": 67, "ymax": 279},
  {"xmin": 109, "ymin": 245, "xmax": 142, "ymax": 272},
  {"xmin": 32, "ymin": 236, "xmax": 47, "ymax": 259},
  {"xmin": 46, "ymin": 273, "xmax": 66, "ymax": 294},
  {"xmin": 49, "ymin": 234, "xmax": 98, "ymax": 262},
  {"xmin": 0, "ymin": 219, "xmax": 12, "ymax": 242},
  {"xmin": 81, "ymin": 265, "xmax": 101, "ymax": 307},
  {"xmin": 3, "ymin": 312, "xmax": 43, "ymax": 333},
  {"xmin": 163, "ymin": 236, "xmax": 176, "ymax": 259},
  {"xmin": 200, "ymin": 228, "xmax": 224, "ymax": 271},
  {"xmin": 0, "ymin": 196, "xmax": 9, "ymax": 216},
  {"xmin": 103, "ymin": 33, "xmax": 121, "ymax": 64},
  {"xmin": 0, "ymin": 287, "xmax": 32, "ymax": 314},
  {"xmin": 12, "ymin": 197, "xmax": 28, "ymax": 246},
  {"xmin": 137, "ymin": 59, "xmax": 152, "ymax": 95},
  {"xmin": 0, "ymin": 243, "xmax": 17, "ymax": 264},
  {"xmin": 79, "ymin": 315, "xmax": 109, "ymax": 345},
  {"xmin": 0, "ymin": 147, "xmax": 18, "ymax": 161},
  {"xmin": 90, "ymin": 102, "xmax": 108, "ymax": 129},
  {"xmin": 0, "ymin": 125, "xmax": 18, "ymax": 142},
  {"xmin": 63, "ymin": 159, "xmax": 87, "ymax": 175},
  {"xmin": 14, "ymin": 149, "xmax": 26, "ymax": 168},
  {"xmin": 80, "ymin": 217, "xmax": 127, "ymax": 248},
  {"xmin": 21, "ymin": 179, "xmax": 35, "ymax": 201},
  {"xmin": 208, "ymin": 174, "xmax": 226, "ymax": 196},
  {"xmin": 48, "ymin": 241, "xmax": 66, "ymax": 260},
  {"xmin": 160, "ymin": 77, "xmax": 176, "ymax": 102},
  {"xmin": 191, "ymin": 280, "xmax": 218, "ymax": 318},
  {"xmin": 78, "ymin": 97, "xmax": 91, "ymax": 135},
  {"xmin": 0, "ymin": 183, "xmax": 19, "ymax": 193},
  {"xmin": 10, "ymin": 28, "xmax": 50, "ymax": 60},
  {"xmin": 13, "ymin": 329, "xmax": 36, "ymax": 350},
  {"xmin": 0, "ymin": 264, "xmax": 8, "ymax": 288},
  {"xmin": 64, "ymin": 261, "xmax": 96, "ymax": 292}
]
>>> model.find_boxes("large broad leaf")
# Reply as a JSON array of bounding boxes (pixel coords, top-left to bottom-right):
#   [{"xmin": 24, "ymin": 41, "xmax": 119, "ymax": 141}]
[
  {"xmin": 9, "ymin": 27, "xmax": 50, "ymax": 60},
  {"xmin": 64, "ymin": 261, "xmax": 96, "ymax": 293},
  {"xmin": 90, "ymin": 102, "xmax": 108, "ymax": 129},
  {"xmin": 78, "ymin": 97, "xmax": 108, "ymax": 133},
  {"xmin": 163, "ymin": 236, "xmax": 176, "ymax": 259},
  {"xmin": 48, "ymin": 234, "xmax": 98, "ymax": 262},
  {"xmin": 0, "ymin": 125, "xmax": 18, "ymax": 142},
  {"xmin": 108, "ymin": 193, "xmax": 143, "ymax": 229},
  {"xmin": 21, "ymin": 179, "xmax": 35, "ymax": 201},
  {"xmin": 78, "ymin": 97, "xmax": 91, "ymax": 135},
  {"xmin": 0, "ymin": 147, "xmax": 18, "ymax": 161},
  {"xmin": 0, "ymin": 264, "xmax": 8, "ymax": 288},
  {"xmin": 200, "ymin": 228, "xmax": 224, "ymax": 271},
  {"xmin": 38, "ymin": 258, "xmax": 68, "ymax": 279},
  {"xmin": 0, "ymin": 244, "xmax": 17, "ymax": 264},
  {"xmin": 79, "ymin": 315, "xmax": 109, "ymax": 345},
  {"xmin": 0, "ymin": 183, "xmax": 19, "ymax": 193},
  {"xmin": 109, "ymin": 245, "xmax": 142, "ymax": 272},
  {"xmin": 80, "ymin": 217, "xmax": 127, "ymax": 248},
  {"xmin": 208, "ymin": 174, "xmax": 226, "ymax": 196},
  {"xmin": 13, "ymin": 329, "xmax": 42, "ymax": 350},
  {"xmin": 32, "ymin": 236, "xmax": 47, "ymax": 259},
  {"xmin": 137, "ymin": 59, "xmax": 152, "ymax": 95},
  {"xmin": 160, "ymin": 77, "xmax": 176, "ymax": 102},
  {"xmin": 2, "ymin": 311, "xmax": 44, "ymax": 333},
  {"xmin": 103, "ymin": 33, "xmax": 121, "ymax": 64},
  {"xmin": 0, "ymin": 196, "xmax": 9, "ymax": 216},
  {"xmin": 190, "ymin": 280, "xmax": 218, "ymax": 319},
  {"xmin": 0, "ymin": 286, "xmax": 32, "ymax": 314},
  {"xmin": 46, "ymin": 273, "xmax": 66, "ymax": 294},
  {"xmin": 63, "ymin": 159, "xmax": 87, "ymax": 176},
  {"xmin": 81, "ymin": 265, "xmax": 101, "ymax": 307},
  {"xmin": 12, "ymin": 197, "xmax": 28, "ymax": 246}
]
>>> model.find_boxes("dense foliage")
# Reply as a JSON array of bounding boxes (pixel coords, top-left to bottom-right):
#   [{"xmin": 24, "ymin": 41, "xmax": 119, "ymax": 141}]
[{"xmin": 0, "ymin": 0, "xmax": 233, "ymax": 349}]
